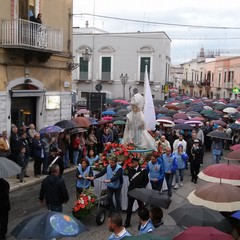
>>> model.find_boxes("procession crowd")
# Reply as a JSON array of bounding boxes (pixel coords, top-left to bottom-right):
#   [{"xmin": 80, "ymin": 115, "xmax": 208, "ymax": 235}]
[{"xmin": 0, "ymin": 112, "xmax": 238, "ymax": 239}]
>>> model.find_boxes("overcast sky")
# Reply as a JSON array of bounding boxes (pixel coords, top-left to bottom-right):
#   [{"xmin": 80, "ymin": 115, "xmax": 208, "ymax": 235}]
[{"xmin": 73, "ymin": 0, "xmax": 240, "ymax": 64}]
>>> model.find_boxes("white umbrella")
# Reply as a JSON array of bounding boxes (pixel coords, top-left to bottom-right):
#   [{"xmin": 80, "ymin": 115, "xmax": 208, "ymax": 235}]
[
  {"xmin": 223, "ymin": 107, "xmax": 238, "ymax": 113},
  {"xmin": 187, "ymin": 182, "xmax": 240, "ymax": 212},
  {"xmin": 0, "ymin": 157, "xmax": 21, "ymax": 178}
]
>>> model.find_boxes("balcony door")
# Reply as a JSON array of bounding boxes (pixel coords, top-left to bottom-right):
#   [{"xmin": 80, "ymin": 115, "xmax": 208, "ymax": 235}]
[{"xmin": 19, "ymin": 0, "xmax": 35, "ymax": 20}]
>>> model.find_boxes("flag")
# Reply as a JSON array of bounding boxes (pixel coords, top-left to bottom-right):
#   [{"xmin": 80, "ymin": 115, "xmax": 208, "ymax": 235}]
[{"xmin": 143, "ymin": 65, "xmax": 156, "ymax": 131}]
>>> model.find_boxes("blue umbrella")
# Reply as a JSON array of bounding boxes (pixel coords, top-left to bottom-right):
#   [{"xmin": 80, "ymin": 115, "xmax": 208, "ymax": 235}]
[
  {"xmin": 102, "ymin": 110, "xmax": 116, "ymax": 115},
  {"xmin": 87, "ymin": 117, "xmax": 98, "ymax": 125},
  {"xmin": 11, "ymin": 211, "xmax": 88, "ymax": 240},
  {"xmin": 229, "ymin": 123, "xmax": 240, "ymax": 130},
  {"xmin": 39, "ymin": 126, "xmax": 62, "ymax": 134},
  {"xmin": 231, "ymin": 210, "xmax": 240, "ymax": 220}
]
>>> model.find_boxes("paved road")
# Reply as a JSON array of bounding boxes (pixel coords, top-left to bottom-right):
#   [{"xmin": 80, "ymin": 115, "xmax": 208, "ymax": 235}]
[{"xmin": 6, "ymin": 150, "xmax": 235, "ymax": 240}]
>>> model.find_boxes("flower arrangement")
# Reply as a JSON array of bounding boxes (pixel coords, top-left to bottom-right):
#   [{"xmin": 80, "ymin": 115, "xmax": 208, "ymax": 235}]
[
  {"xmin": 72, "ymin": 187, "xmax": 96, "ymax": 219},
  {"xmin": 92, "ymin": 142, "xmax": 163, "ymax": 174}
]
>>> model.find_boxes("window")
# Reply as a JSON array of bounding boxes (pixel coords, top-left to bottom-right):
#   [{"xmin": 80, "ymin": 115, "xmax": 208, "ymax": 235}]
[
  {"xmin": 224, "ymin": 71, "xmax": 227, "ymax": 82},
  {"xmin": 79, "ymin": 57, "xmax": 89, "ymax": 80},
  {"xmin": 101, "ymin": 57, "xmax": 111, "ymax": 80},
  {"xmin": 140, "ymin": 57, "xmax": 150, "ymax": 81}
]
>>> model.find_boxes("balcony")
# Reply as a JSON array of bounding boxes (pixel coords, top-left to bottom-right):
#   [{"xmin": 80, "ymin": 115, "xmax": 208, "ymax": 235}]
[
  {"xmin": 187, "ymin": 81, "xmax": 194, "ymax": 87},
  {"xmin": 224, "ymin": 82, "xmax": 233, "ymax": 89},
  {"xmin": 182, "ymin": 80, "xmax": 187, "ymax": 85},
  {"xmin": 1, "ymin": 19, "xmax": 63, "ymax": 53}
]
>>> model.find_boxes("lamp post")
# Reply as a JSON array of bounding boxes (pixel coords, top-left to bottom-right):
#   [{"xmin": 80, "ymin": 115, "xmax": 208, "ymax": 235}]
[{"xmin": 120, "ymin": 73, "xmax": 129, "ymax": 100}]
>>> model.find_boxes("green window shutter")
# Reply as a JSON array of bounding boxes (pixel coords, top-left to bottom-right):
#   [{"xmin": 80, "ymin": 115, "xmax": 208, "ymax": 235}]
[
  {"xmin": 102, "ymin": 57, "xmax": 111, "ymax": 80},
  {"xmin": 79, "ymin": 57, "xmax": 89, "ymax": 80},
  {"xmin": 140, "ymin": 57, "xmax": 150, "ymax": 81}
]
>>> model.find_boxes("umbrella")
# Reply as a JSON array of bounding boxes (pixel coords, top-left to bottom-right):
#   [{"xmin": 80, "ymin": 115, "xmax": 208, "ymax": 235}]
[
  {"xmin": 54, "ymin": 120, "xmax": 78, "ymax": 129},
  {"xmin": 173, "ymin": 124, "xmax": 193, "ymax": 130},
  {"xmin": 128, "ymin": 188, "xmax": 172, "ymax": 209},
  {"xmin": 11, "ymin": 211, "xmax": 88, "ymax": 240},
  {"xmin": 187, "ymin": 182, "xmax": 240, "ymax": 211},
  {"xmin": 0, "ymin": 157, "xmax": 21, "ymax": 178},
  {"xmin": 87, "ymin": 117, "xmax": 98, "ymax": 125},
  {"xmin": 230, "ymin": 144, "xmax": 240, "ymax": 151},
  {"xmin": 151, "ymin": 225, "xmax": 184, "ymax": 239},
  {"xmin": 214, "ymin": 104, "xmax": 226, "ymax": 111},
  {"xmin": 115, "ymin": 109, "xmax": 130, "ymax": 116},
  {"xmin": 173, "ymin": 226, "xmax": 234, "ymax": 240},
  {"xmin": 98, "ymin": 119, "xmax": 112, "ymax": 125},
  {"xmin": 223, "ymin": 107, "xmax": 238, "ymax": 113},
  {"xmin": 173, "ymin": 113, "xmax": 189, "ymax": 120},
  {"xmin": 200, "ymin": 109, "xmax": 215, "ymax": 115},
  {"xmin": 205, "ymin": 114, "xmax": 223, "ymax": 120},
  {"xmin": 76, "ymin": 108, "xmax": 89, "ymax": 115},
  {"xmin": 169, "ymin": 204, "xmax": 232, "ymax": 233},
  {"xmin": 156, "ymin": 119, "xmax": 175, "ymax": 125},
  {"xmin": 173, "ymin": 119, "xmax": 186, "ymax": 124},
  {"xmin": 198, "ymin": 163, "xmax": 240, "ymax": 186},
  {"xmin": 114, "ymin": 99, "xmax": 130, "ymax": 105},
  {"xmin": 231, "ymin": 210, "xmax": 240, "ymax": 220},
  {"xmin": 207, "ymin": 130, "xmax": 231, "ymax": 140},
  {"xmin": 102, "ymin": 110, "xmax": 115, "ymax": 115},
  {"xmin": 113, "ymin": 120, "xmax": 126, "ymax": 125},
  {"xmin": 228, "ymin": 123, "xmax": 240, "ymax": 130},
  {"xmin": 102, "ymin": 116, "xmax": 113, "ymax": 121},
  {"xmin": 225, "ymin": 150, "xmax": 240, "ymax": 161},
  {"xmin": 184, "ymin": 120, "xmax": 203, "ymax": 126},
  {"xmin": 71, "ymin": 117, "xmax": 91, "ymax": 128},
  {"xmin": 124, "ymin": 235, "xmax": 171, "ymax": 240},
  {"xmin": 211, "ymin": 120, "xmax": 227, "ymax": 127},
  {"xmin": 39, "ymin": 126, "xmax": 62, "ymax": 135},
  {"xmin": 188, "ymin": 116, "xmax": 205, "ymax": 121},
  {"xmin": 68, "ymin": 128, "xmax": 87, "ymax": 135},
  {"xmin": 164, "ymin": 105, "xmax": 179, "ymax": 110},
  {"xmin": 186, "ymin": 111, "xmax": 202, "ymax": 118}
]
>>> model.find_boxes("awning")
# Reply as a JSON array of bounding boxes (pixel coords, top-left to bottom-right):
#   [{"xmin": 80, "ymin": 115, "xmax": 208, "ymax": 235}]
[{"xmin": 10, "ymin": 89, "xmax": 44, "ymax": 97}]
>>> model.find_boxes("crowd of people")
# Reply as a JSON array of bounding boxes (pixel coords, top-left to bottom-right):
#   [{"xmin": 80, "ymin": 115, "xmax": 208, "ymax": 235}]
[{"xmin": 0, "ymin": 113, "xmax": 238, "ymax": 239}]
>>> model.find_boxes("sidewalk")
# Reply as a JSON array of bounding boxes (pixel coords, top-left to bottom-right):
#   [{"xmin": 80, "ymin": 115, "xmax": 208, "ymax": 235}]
[{"xmin": 8, "ymin": 160, "xmax": 76, "ymax": 192}]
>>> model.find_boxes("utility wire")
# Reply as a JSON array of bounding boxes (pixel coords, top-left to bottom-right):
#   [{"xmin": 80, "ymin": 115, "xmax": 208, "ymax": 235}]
[{"xmin": 73, "ymin": 13, "xmax": 240, "ymax": 30}]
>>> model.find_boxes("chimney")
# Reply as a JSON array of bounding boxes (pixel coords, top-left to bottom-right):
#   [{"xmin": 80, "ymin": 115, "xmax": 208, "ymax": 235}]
[{"xmin": 86, "ymin": 21, "xmax": 89, "ymax": 28}]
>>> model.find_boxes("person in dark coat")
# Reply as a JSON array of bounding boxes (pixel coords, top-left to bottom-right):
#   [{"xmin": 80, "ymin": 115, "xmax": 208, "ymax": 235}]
[
  {"xmin": 48, "ymin": 147, "xmax": 64, "ymax": 176},
  {"xmin": 0, "ymin": 178, "xmax": 10, "ymax": 240},
  {"xmin": 32, "ymin": 133, "xmax": 45, "ymax": 177},
  {"xmin": 124, "ymin": 158, "xmax": 149, "ymax": 228},
  {"xmin": 9, "ymin": 125, "xmax": 19, "ymax": 162},
  {"xmin": 190, "ymin": 139, "xmax": 203, "ymax": 183},
  {"xmin": 39, "ymin": 164, "xmax": 69, "ymax": 212}
]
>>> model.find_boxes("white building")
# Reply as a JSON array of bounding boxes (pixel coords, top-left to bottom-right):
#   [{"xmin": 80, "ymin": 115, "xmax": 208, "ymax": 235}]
[{"xmin": 72, "ymin": 24, "xmax": 171, "ymax": 105}]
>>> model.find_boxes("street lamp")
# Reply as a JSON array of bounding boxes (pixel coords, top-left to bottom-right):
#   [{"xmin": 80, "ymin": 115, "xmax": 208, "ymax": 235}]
[{"xmin": 120, "ymin": 73, "xmax": 129, "ymax": 100}]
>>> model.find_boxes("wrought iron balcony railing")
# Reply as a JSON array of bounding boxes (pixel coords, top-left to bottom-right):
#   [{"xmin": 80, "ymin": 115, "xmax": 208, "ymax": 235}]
[{"xmin": 1, "ymin": 19, "xmax": 63, "ymax": 52}]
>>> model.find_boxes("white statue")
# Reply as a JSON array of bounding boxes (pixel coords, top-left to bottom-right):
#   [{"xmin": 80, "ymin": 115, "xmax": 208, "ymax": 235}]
[{"xmin": 122, "ymin": 93, "xmax": 156, "ymax": 150}]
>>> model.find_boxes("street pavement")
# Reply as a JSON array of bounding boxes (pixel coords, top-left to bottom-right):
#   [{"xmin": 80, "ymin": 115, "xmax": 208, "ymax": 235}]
[{"xmin": 6, "ymin": 149, "xmax": 239, "ymax": 240}]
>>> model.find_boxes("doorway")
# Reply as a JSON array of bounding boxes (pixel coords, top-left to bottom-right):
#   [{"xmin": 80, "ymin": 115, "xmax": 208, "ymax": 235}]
[{"xmin": 11, "ymin": 97, "xmax": 36, "ymax": 128}]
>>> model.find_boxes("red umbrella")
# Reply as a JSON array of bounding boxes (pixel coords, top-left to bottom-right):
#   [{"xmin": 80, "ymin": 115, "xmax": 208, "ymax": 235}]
[
  {"xmin": 198, "ymin": 163, "xmax": 240, "ymax": 186},
  {"xmin": 173, "ymin": 226, "xmax": 234, "ymax": 240},
  {"xmin": 230, "ymin": 144, "xmax": 240, "ymax": 151},
  {"xmin": 225, "ymin": 150, "xmax": 240, "ymax": 161},
  {"xmin": 187, "ymin": 182, "xmax": 240, "ymax": 211},
  {"xmin": 173, "ymin": 113, "xmax": 189, "ymax": 120},
  {"xmin": 188, "ymin": 116, "xmax": 205, "ymax": 121},
  {"xmin": 165, "ymin": 105, "xmax": 179, "ymax": 110},
  {"xmin": 71, "ymin": 117, "xmax": 91, "ymax": 128}
]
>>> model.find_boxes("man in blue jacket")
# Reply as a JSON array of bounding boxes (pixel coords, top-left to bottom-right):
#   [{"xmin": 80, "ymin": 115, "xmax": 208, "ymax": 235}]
[
  {"xmin": 160, "ymin": 147, "xmax": 178, "ymax": 198},
  {"xmin": 146, "ymin": 152, "xmax": 165, "ymax": 192},
  {"xmin": 93, "ymin": 155, "xmax": 123, "ymax": 213}
]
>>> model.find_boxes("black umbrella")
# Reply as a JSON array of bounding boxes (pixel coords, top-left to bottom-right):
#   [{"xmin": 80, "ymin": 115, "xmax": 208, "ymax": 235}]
[
  {"xmin": 11, "ymin": 211, "xmax": 88, "ymax": 240},
  {"xmin": 128, "ymin": 188, "xmax": 171, "ymax": 209},
  {"xmin": 169, "ymin": 204, "xmax": 232, "ymax": 233},
  {"xmin": 207, "ymin": 130, "xmax": 231, "ymax": 140},
  {"xmin": 0, "ymin": 157, "xmax": 21, "ymax": 178},
  {"xmin": 173, "ymin": 124, "xmax": 193, "ymax": 130},
  {"xmin": 54, "ymin": 120, "xmax": 78, "ymax": 129}
]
